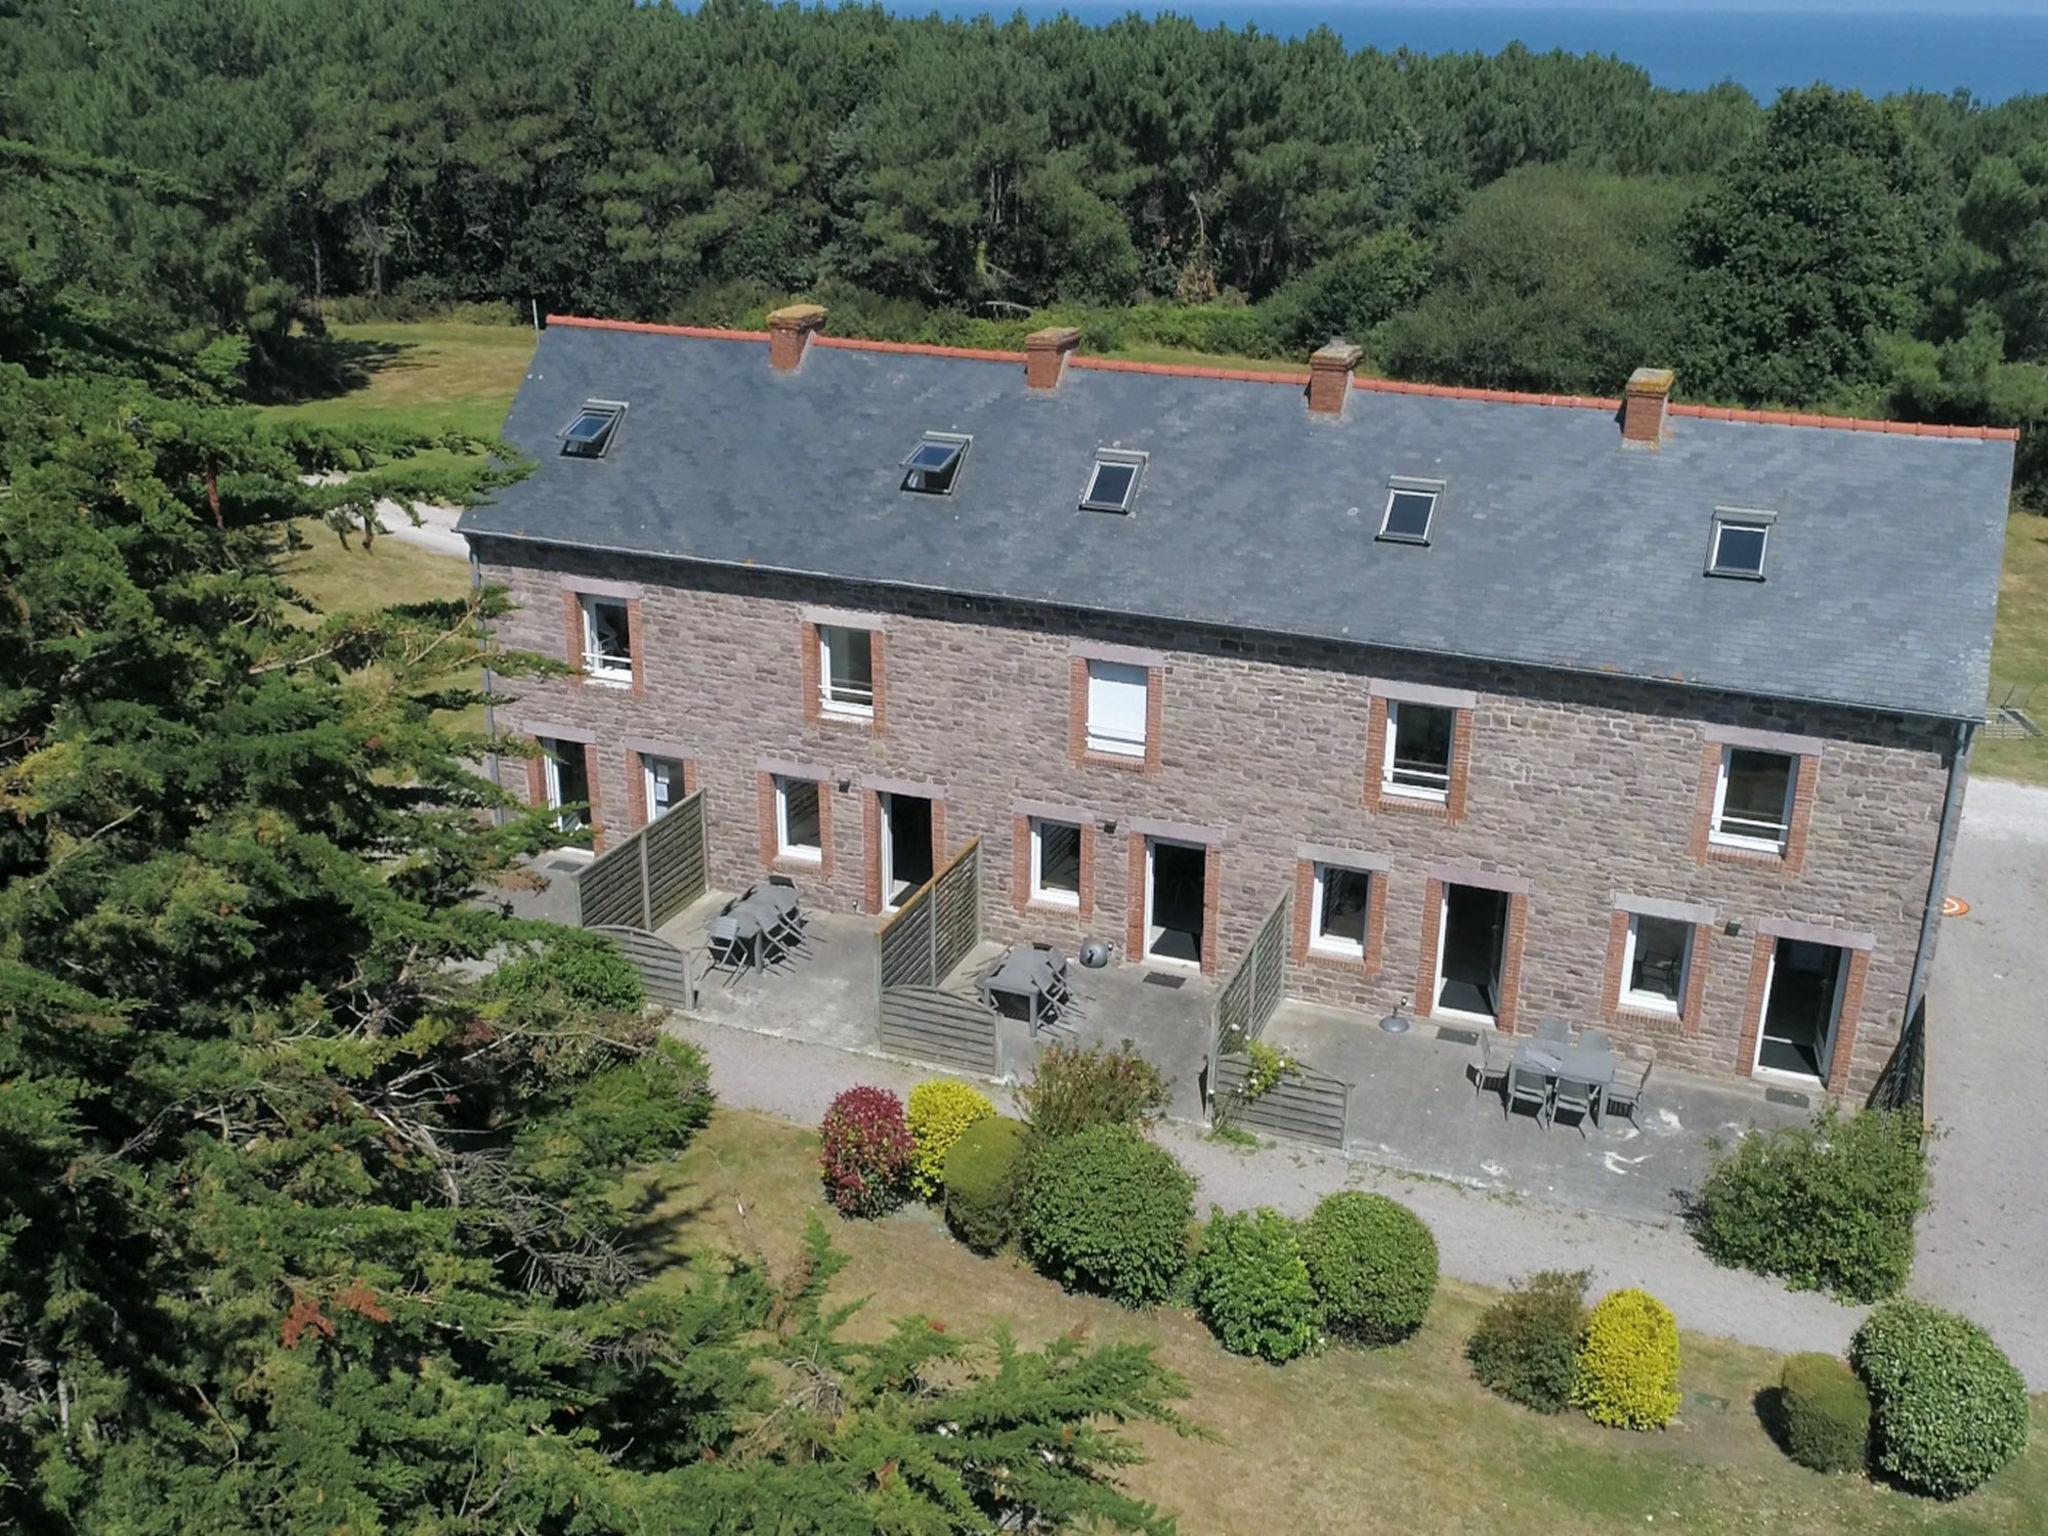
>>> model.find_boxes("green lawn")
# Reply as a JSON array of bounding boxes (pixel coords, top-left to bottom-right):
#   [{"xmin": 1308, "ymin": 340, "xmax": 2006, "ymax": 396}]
[
  {"xmin": 267, "ymin": 319, "xmax": 536, "ymax": 441},
  {"xmin": 626, "ymin": 1109, "xmax": 2047, "ymax": 1536},
  {"xmin": 1976, "ymin": 512, "xmax": 2048, "ymax": 786}
]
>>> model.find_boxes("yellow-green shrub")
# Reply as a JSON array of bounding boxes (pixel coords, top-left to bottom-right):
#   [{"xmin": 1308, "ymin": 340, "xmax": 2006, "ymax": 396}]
[
  {"xmin": 1572, "ymin": 1289, "xmax": 1681, "ymax": 1430},
  {"xmin": 907, "ymin": 1078, "xmax": 996, "ymax": 1198}
]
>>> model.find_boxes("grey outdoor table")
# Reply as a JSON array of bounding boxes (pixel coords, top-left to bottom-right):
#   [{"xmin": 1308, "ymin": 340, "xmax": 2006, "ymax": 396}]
[
  {"xmin": 1515, "ymin": 1040, "xmax": 1617, "ymax": 1122},
  {"xmin": 724, "ymin": 886, "xmax": 798, "ymax": 971},
  {"xmin": 985, "ymin": 951, "xmax": 1058, "ymax": 1029}
]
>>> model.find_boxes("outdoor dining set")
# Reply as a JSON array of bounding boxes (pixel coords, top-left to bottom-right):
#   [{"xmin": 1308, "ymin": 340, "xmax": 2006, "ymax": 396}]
[
  {"xmin": 1473, "ymin": 1018, "xmax": 1654, "ymax": 1135},
  {"xmin": 979, "ymin": 943, "xmax": 1076, "ymax": 1029},
  {"xmin": 704, "ymin": 877, "xmax": 808, "ymax": 977}
]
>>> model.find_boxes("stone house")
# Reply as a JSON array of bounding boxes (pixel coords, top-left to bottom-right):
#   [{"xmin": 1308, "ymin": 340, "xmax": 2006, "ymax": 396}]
[{"xmin": 457, "ymin": 308, "xmax": 2014, "ymax": 1100}]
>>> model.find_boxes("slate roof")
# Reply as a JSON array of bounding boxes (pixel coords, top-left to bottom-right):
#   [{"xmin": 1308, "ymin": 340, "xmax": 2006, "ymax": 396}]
[{"xmin": 456, "ymin": 321, "xmax": 2016, "ymax": 722}]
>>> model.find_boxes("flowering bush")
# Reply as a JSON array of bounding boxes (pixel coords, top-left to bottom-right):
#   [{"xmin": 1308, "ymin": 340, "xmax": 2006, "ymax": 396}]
[
  {"xmin": 907, "ymin": 1078, "xmax": 996, "ymax": 1199},
  {"xmin": 818, "ymin": 1086, "xmax": 914, "ymax": 1218}
]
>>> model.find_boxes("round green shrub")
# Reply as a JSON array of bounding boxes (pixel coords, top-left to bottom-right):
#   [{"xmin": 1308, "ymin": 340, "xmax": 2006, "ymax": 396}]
[
  {"xmin": 941, "ymin": 1115, "xmax": 1029, "ymax": 1255},
  {"xmin": 1465, "ymin": 1269, "xmax": 1589, "ymax": 1414},
  {"xmin": 1776, "ymin": 1352, "xmax": 1871, "ymax": 1474},
  {"xmin": 1572, "ymin": 1288, "xmax": 1681, "ymax": 1431},
  {"xmin": 1852, "ymin": 1299, "xmax": 2029, "ymax": 1498},
  {"xmin": 1192, "ymin": 1208, "xmax": 1321, "ymax": 1363},
  {"xmin": 1017, "ymin": 1124, "xmax": 1194, "ymax": 1307},
  {"xmin": 1297, "ymin": 1192, "xmax": 1438, "ymax": 1345}
]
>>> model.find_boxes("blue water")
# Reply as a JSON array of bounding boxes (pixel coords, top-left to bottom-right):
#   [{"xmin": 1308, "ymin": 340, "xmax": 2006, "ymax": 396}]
[{"xmin": 902, "ymin": 5, "xmax": 2047, "ymax": 103}]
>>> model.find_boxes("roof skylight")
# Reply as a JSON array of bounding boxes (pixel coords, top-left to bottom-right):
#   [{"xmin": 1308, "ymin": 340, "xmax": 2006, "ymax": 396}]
[
  {"xmin": 1708, "ymin": 508, "xmax": 1774, "ymax": 580},
  {"xmin": 1377, "ymin": 477, "xmax": 1443, "ymax": 545},
  {"xmin": 560, "ymin": 400, "xmax": 626, "ymax": 459},
  {"xmin": 1081, "ymin": 450, "xmax": 1146, "ymax": 514},
  {"xmin": 902, "ymin": 433, "xmax": 970, "ymax": 495}
]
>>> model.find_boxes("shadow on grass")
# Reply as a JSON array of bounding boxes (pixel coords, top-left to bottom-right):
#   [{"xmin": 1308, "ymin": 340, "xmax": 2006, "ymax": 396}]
[{"xmin": 249, "ymin": 333, "xmax": 413, "ymax": 407}]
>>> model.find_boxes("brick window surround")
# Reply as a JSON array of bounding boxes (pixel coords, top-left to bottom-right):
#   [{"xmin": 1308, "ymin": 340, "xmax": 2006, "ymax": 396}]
[
  {"xmin": 1012, "ymin": 807, "xmax": 1096, "ymax": 920},
  {"xmin": 1734, "ymin": 925, "xmax": 1873, "ymax": 1095},
  {"xmin": 1069, "ymin": 643, "xmax": 1164, "ymax": 774},
  {"xmin": 623, "ymin": 743, "xmax": 697, "ymax": 832},
  {"xmin": 755, "ymin": 762, "xmax": 834, "ymax": 879},
  {"xmin": 861, "ymin": 781, "xmax": 948, "ymax": 915},
  {"xmin": 1290, "ymin": 851, "xmax": 1387, "ymax": 978},
  {"xmin": 560, "ymin": 578, "xmax": 645, "ymax": 697},
  {"xmin": 1363, "ymin": 681, "xmax": 1474, "ymax": 821},
  {"xmin": 800, "ymin": 606, "xmax": 887, "ymax": 734},
  {"xmin": 1413, "ymin": 872, "xmax": 1529, "ymax": 1033},
  {"xmin": 1123, "ymin": 827, "xmax": 1223, "ymax": 977},
  {"xmin": 1688, "ymin": 725, "xmax": 1823, "ymax": 874},
  {"xmin": 1599, "ymin": 897, "xmax": 1714, "ymax": 1035}
]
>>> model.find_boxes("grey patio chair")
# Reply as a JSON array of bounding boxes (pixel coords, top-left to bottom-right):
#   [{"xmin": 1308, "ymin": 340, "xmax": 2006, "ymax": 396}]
[
  {"xmin": 1473, "ymin": 1033, "xmax": 1511, "ymax": 1100},
  {"xmin": 1603, "ymin": 1054, "xmax": 1654, "ymax": 1126},
  {"xmin": 1535, "ymin": 1016, "xmax": 1573, "ymax": 1042},
  {"xmin": 1581, "ymin": 1028, "xmax": 1613, "ymax": 1054},
  {"xmin": 705, "ymin": 914, "xmax": 750, "ymax": 982},
  {"xmin": 1550, "ymin": 1076, "xmax": 1597, "ymax": 1138},
  {"xmin": 1506, "ymin": 1061, "xmax": 1551, "ymax": 1125}
]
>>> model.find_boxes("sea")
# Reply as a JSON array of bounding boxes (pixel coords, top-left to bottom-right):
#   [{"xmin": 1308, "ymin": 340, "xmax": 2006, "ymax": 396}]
[{"xmin": 896, "ymin": 4, "xmax": 2048, "ymax": 103}]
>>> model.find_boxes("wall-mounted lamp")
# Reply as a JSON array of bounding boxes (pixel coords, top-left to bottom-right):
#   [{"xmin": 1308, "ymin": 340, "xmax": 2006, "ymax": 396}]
[
  {"xmin": 1100, "ymin": 818, "xmax": 1118, "ymax": 836},
  {"xmin": 837, "ymin": 778, "xmax": 852, "ymax": 793},
  {"xmin": 1724, "ymin": 919, "xmax": 1743, "ymax": 938}
]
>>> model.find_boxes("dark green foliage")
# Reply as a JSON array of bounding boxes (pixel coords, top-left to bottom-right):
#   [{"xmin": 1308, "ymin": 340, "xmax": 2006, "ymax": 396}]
[
  {"xmin": 1297, "ymin": 1191, "xmax": 1439, "ymax": 1345},
  {"xmin": 1018, "ymin": 1125, "xmax": 1194, "ymax": 1307},
  {"xmin": 1776, "ymin": 1352, "xmax": 1872, "ymax": 1474},
  {"xmin": 487, "ymin": 926, "xmax": 646, "ymax": 1011},
  {"xmin": 1465, "ymin": 1270, "xmax": 1591, "ymax": 1413},
  {"xmin": 1852, "ymin": 1300, "xmax": 2030, "ymax": 1499},
  {"xmin": 1020, "ymin": 1038, "xmax": 1170, "ymax": 1141},
  {"xmin": 1191, "ymin": 1208, "xmax": 1321, "ymax": 1363},
  {"xmin": 943, "ymin": 1114, "xmax": 1030, "ymax": 1254},
  {"xmin": 1691, "ymin": 1104, "xmax": 1926, "ymax": 1303}
]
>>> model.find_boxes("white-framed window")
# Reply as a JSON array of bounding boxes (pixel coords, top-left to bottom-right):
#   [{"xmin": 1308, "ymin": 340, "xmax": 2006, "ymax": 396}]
[
  {"xmin": 1711, "ymin": 747, "xmax": 1795, "ymax": 852},
  {"xmin": 1080, "ymin": 450, "xmax": 1146, "ymax": 514},
  {"xmin": 1084, "ymin": 659, "xmax": 1149, "ymax": 758},
  {"xmin": 541, "ymin": 737, "xmax": 589, "ymax": 834},
  {"xmin": 1621, "ymin": 914, "xmax": 1692, "ymax": 1014},
  {"xmin": 642, "ymin": 754, "xmax": 685, "ymax": 821},
  {"xmin": 1030, "ymin": 818, "xmax": 1083, "ymax": 907},
  {"xmin": 1707, "ymin": 508, "xmax": 1774, "ymax": 579},
  {"xmin": 1382, "ymin": 701, "xmax": 1454, "ymax": 800},
  {"xmin": 1310, "ymin": 863, "xmax": 1372, "ymax": 958},
  {"xmin": 1377, "ymin": 480, "xmax": 1441, "ymax": 545},
  {"xmin": 774, "ymin": 775, "xmax": 823, "ymax": 862},
  {"xmin": 580, "ymin": 595, "xmax": 632, "ymax": 683},
  {"xmin": 817, "ymin": 625, "xmax": 875, "ymax": 717}
]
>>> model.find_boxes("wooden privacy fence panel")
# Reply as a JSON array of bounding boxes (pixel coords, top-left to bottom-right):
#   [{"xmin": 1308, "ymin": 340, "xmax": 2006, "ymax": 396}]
[
  {"xmin": 573, "ymin": 790, "xmax": 709, "ymax": 932},
  {"xmin": 1868, "ymin": 1000, "xmax": 1927, "ymax": 1120},
  {"xmin": 1213, "ymin": 1056, "xmax": 1349, "ymax": 1149},
  {"xmin": 876, "ymin": 840, "xmax": 982, "ymax": 989},
  {"xmin": 587, "ymin": 924, "xmax": 697, "ymax": 1010},
  {"xmin": 1211, "ymin": 892, "xmax": 1290, "ymax": 1057},
  {"xmin": 878, "ymin": 986, "xmax": 1000, "ymax": 1075}
]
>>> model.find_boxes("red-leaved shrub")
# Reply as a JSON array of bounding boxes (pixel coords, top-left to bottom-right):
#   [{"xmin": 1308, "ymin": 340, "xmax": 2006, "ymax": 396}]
[{"xmin": 819, "ymin": 1086, "xmax": 914, "ymax": 1217}]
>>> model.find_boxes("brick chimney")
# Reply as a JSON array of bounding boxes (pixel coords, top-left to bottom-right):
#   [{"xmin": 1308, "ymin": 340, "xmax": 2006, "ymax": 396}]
[
  {"xmin": 1623, "ymin": 367, "xmax": 1674, "ymax": 447},
  {"xmin": 1308, "ymin": 339, "xmax": 1362, "ymax": 417},
  {"xmin": 1025, "ymin": 325, "xmax": 1082, "ymax": 390},
  {"xmin": 767, "ymin": 303, "xmax": 827, "ymax": 372}
]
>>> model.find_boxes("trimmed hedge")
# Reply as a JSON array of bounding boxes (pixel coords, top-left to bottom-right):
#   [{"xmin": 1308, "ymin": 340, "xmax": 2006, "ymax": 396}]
[
  {"xmin": 1572, "ymin": 1289, "xmax": 1681, "ymax": 1430},
  {"xmin": 1692, "ymin": 1104, "xmax": 1925, "ymax": 1303},
  {"xmin": 1777, "ymin": 1352, "xmax": 1871, "ymax": 1474},
  {"xmin": 1852, "ymin": 1299, "xmax": 2029, "ymax": 1498},
  {"xmin": 1465, "ymin": 1269, "xmax": 1589, "ymax": 1414},
  {"xmin": 1018, "ymin": 1124, "xmax": 1193, "ymax": 1307},
  {"xmin": 818, "ymin": 1086, "xmax": 914, "ymax": 1219},
  {"xmin": 1297, "ymin": 1192, "xmax": 1438, "ymax": 1345},
  {"xmin": 941, "ymin": 1115, "xmax": 1029, "ymax": 1255},
  {"xmin": 907, "ymin": 1078, "xmax": 995, "ymax": 1199},
  {"xmin": 1192, "ymin": 1208, "xmax": 1321, "ymax": 1363}
]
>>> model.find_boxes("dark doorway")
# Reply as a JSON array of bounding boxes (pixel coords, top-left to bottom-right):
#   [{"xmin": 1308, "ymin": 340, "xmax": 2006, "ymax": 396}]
[
  {"xmin": 881, "ymin": 792, "xmax": 933, "ymax": 908},
  {"xmin": 1436, "ymin": 883, "xmax": 1508, "ymax": 1018},
  {"xmin": 543, "ymin": 737, "xmax": 589, "ymax": 834},
  {"xmin": 1757, "ymin": 939, "xmax": 1845, "ymax": 1079},
  {"xmin": 1146, "ymin": 839, "xmax": 1206, "ymax": 965}
]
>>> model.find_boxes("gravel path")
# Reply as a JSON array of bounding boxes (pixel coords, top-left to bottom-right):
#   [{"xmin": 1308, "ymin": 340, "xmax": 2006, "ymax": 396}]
[
  {"xmin": 1916, "ymin": 776, "xmax": 2048, "ymax": 1389},
  {"xmin": 666, "ymin": 1013, "xmax": 1867, "ymax": 1362}
]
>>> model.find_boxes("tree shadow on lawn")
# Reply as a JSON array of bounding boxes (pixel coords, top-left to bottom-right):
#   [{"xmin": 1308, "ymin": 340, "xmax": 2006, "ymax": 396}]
[{"xmin": 248, "ymin": 332, "xmax": 412, "ymax": 406}]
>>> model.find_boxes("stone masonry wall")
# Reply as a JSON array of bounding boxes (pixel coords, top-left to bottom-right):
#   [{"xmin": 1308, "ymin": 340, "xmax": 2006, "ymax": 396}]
[{"xmin": 475, "ymin": 537, "xmax": 1957, "ymax": 1100}]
